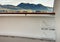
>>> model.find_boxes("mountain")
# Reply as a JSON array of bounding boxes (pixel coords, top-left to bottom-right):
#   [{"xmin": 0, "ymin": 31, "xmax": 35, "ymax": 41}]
[
  {"xmin": 0, "ymin": 5, "xmax": 22, "ymax": 10},
  {"xmin": 47, "ymin": 7, "xmax": 53, "ymax": 12},
  {"xmin": 0, "ymin": 5, "xmax": 24, "ymax": 13},
  {"xmin": 17, "ymin": 3, "xmax": 53, "ymax": 12},
  {"xmin": 0, "ymin": 3, "xmax": 53, "ymax": 13}
]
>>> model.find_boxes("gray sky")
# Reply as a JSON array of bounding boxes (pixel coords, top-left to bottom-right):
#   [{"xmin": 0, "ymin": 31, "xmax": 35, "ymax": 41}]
[{"xmin": 0, "ymin": 0, "xmax": 54, "ymax": 7}]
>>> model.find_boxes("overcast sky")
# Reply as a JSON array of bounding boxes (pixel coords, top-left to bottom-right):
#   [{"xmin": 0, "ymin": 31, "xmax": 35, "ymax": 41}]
[{"xmin": 0, "ymin": 0, "xmax": 54, "ymax": 7}]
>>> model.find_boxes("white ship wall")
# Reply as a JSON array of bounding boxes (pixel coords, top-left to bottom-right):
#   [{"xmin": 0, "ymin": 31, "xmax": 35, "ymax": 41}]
[{"xmin": 0, "ymin": 16, "xmax": 55, "ymax": 40}]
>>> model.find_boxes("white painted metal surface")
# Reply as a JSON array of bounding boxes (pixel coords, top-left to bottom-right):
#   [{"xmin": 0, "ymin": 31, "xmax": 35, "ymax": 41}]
[{"xmin": 0, "ymin": 16, "xmax": 55, "ymax": 40}]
